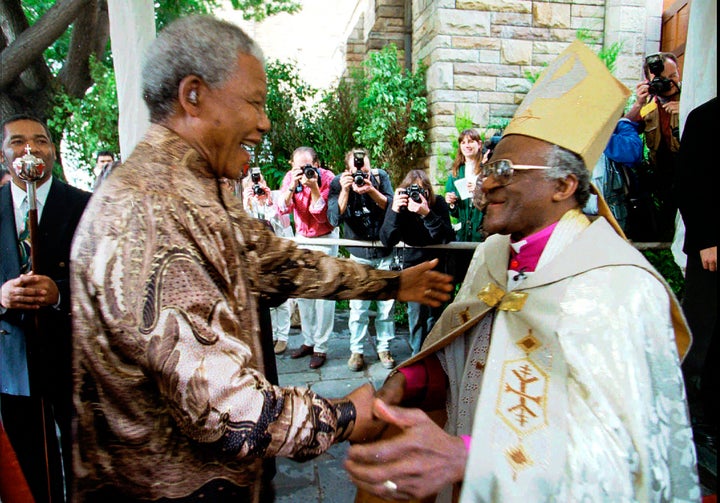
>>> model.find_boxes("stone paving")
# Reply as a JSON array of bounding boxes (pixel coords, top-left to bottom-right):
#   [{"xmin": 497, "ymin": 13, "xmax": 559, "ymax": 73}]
[{"xmin": 274, "ymin": 309, "xmax": 412, "ymax": 503}]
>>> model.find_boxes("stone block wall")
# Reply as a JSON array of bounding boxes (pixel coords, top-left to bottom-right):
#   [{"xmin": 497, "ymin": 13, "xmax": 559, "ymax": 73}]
[{"xmin": 345, "ymin": 0, "xmax": 661, "ymax": 180}]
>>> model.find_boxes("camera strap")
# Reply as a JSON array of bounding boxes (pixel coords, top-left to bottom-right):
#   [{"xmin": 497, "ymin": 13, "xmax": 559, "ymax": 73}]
[{"xmin": 370, "ymin": 168, "xmax": 381, "ymax": 188}]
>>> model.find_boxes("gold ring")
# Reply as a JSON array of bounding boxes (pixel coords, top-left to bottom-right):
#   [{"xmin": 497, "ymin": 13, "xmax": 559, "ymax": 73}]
[
  {"xmin": 425, "ymin": 289, "xmax": 432, "ymax": 296},
  {"xmin": 383, "ymin": 479, "xmax": 398, "ymax": 492}
]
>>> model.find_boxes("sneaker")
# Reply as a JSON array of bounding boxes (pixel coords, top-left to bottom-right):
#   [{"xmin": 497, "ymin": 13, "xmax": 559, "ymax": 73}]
[
  {"xmin": 274, "ymin": 340, "xmax": 287, "ymax": 354},
  {"xmin": 291, "ymin": 344, "xmax": 314, "ymax": 359},
  {"xmin": 348, "ymin": 353, "xmax": 365, "ymax": 372},
  {"xmin": 378, "ymin": 351, "xmax": 395, "ymax": 369},
  {"xmin": 309, "ymin": 352, "xmax": 327, "ymax": 369}
]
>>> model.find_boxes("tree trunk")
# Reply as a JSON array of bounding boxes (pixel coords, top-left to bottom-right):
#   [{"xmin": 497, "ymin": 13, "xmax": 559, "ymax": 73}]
[{"xmin": 0, "ymin": 0, "xmax": 92, "ymax": 119}]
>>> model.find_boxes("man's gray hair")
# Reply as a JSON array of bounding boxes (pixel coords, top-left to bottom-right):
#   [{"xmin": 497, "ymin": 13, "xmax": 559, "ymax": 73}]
[
  {"xmin": 142, "ymin": 15, "xmax": 264, "ymax": 123},
  {"xmin": 543, "ymin": 145, "xmax": 591, "ymax": 207}
]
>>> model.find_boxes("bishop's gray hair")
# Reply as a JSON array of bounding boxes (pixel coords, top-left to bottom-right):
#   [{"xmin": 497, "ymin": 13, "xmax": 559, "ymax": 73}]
[
  {"xmin": 542, "ymin": 145, "xmax": 591, "ymax": 207},
  {"xmin": 142, "ymin": 15, "xmax": 264, "ymax": 123}
]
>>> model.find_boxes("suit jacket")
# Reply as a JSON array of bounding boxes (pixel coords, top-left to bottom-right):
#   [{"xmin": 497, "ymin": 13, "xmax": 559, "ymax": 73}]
[
  {"xmin": 0, "ymin": 178, "xmax": 91, "ymax": 399},
  {"xmin": 677, "ymin": 96, "xmax": 717, "ymax": 255}
]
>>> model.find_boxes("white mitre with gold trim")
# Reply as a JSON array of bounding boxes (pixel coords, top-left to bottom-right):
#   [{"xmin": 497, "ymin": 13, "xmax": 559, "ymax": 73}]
[{"xmin": 503, "ymin": 40, "xmax": 631, "ymax": 235}]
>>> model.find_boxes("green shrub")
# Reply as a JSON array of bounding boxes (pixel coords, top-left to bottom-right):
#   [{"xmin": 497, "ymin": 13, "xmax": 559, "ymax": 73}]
[{"xmin": 642, "ymin": 249, "xmax": 685, "ymax": 299}]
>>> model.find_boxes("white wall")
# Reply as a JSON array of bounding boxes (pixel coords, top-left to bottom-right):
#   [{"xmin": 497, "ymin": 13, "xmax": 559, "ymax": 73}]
[{"xmin": 218, "ymin": 0, "xmax": 359, "ymax": 90}]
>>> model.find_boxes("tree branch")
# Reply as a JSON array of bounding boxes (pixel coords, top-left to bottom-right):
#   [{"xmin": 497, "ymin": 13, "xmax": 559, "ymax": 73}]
[
  {"xmin": 58, "ymin": 0, "xmax": 111, "ymax": 97},
  {"xmin": 0, "ymin": 0, "xmax": 90, "ymax": 90}
]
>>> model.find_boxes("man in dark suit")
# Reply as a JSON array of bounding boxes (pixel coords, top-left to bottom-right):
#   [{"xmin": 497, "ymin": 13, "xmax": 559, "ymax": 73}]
[
  {"xmin": 0, "ymin": 114, "xmax": 91, "ymax": 502},
  {"xmin": 675, "ymin": 97, "xmax": 718, "ymax": 450}
]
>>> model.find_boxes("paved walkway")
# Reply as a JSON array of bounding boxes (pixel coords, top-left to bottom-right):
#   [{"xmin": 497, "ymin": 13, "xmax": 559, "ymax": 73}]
[
  {"xmin": 273, "ymin": 309, "xmax": 716, "ymax": 502},
  {"xmin": 273, "ymin": 309, "xmax": 410, "ymax": 503}
]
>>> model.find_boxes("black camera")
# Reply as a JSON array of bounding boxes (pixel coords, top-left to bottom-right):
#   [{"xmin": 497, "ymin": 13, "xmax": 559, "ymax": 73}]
[
  {"xmin": 303, "ymin": 164, "xmax": 318, "ymax": 179},
  {"xmin": 295, "ymin": 165, "xmax": 321, "ymax": 192},
  {"xmin": 399, "ymin": 184, "xmax": 427, "ymax": 211},
  {"xmin": 353, "ymin": 170, "xmax": 369, "ymax": 186},
  {"xmin": 353, "ymin": 207, "xmax": 373, "ymax": 231},
  {"xmin": 645, "ymin": 54, "xmax": 673, "ymax": 95},
  {"xmin": 353, "ymin": 150, "xmax": 365, "ymax": 169},
  {"xmin": 401, "ymin": 184, "xmax": 426, "ymax": 203},
  {"xmin": 250, "ymin": 167, "xmax": 264, "ymax": 196}
]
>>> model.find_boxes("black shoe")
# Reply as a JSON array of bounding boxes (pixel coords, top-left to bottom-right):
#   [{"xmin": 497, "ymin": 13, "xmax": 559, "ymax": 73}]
[
  {"xmin": 309, "ymin": 353, "xmax": 326, "ymax": 369},
  {"xmin": 291, "ymin": 344, "xmax": 314, "ymax": 359}
]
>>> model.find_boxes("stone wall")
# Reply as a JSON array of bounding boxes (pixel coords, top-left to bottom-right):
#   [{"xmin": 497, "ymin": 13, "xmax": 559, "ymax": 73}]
[{"xmin": 346, "ymin": 0, "xmax": 661, "ymax": 180}]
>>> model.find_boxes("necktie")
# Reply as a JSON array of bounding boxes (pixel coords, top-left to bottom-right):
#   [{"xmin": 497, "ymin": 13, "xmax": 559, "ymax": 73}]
[{"xmin": 18, "ymin": 208, "xmax": 32, "ymax": 273}]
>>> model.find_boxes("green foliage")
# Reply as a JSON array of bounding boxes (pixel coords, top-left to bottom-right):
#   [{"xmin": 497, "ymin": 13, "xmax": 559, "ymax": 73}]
[
  {"xmin": 642, "ymin": 249, "xmax": 685, "ymax": 298},
  {"xmin": 227, "ymin": 0, "xmax": 302, "ymax": 21},
  {"xmin": 20, "ymin": 0, "xmax": 300, "ymax": 181},
  {"xmin": 48, "ymin": 56, "xmax": 120, "ymax": 181},
  {"xmin": 353, "ymin": 44, "xmax": 429, "ymax": 187},
  {"xmin": 484, "ymin": 117, "xmax": 510, "ymax": 137},
  {"xmin": 256, "ymin": 60, "xmax": 319, "ymax": 188},
  {"xmin": 313, "ymin": 77, "xmax": 363, "ymax": 172},
  {"xmin": 154, "ymin": 0, "xmax": 300, "ymax": 26},
  {"xmin": 258, "ymin": 45, "xmax": 430, "ymax": 190}
]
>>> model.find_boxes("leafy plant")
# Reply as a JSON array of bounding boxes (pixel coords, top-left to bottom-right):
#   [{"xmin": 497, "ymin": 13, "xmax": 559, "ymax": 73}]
[
  {"xmin": 642, "ymin": 249, "xmax": 685, "ymax": 298},
  {"xmin": 7, "ymin": 0, "xmax": 301, "ymax": 181},
  {"xmin": 255, "ymin": 60, "xmax": 319, "ymax": 189},
  {"xmin": 48, "ymin": 56, "xmax": 120, "ymax": 180},
  {"xmin": 313, "ymin": 76, "xmax": 363, "ymax": 172},
  {"xmin": 353, "ymin": 44, "xmax": 429, "ymax": 187}
]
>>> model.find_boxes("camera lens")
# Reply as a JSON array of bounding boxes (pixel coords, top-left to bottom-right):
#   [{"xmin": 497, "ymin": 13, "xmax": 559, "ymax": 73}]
[
  {"xmin": 648, "ymin": 77, "xmax": 672, "ymax": 96},
  {"xmin": 353, "ymin": 170, "xmax": 366, "ymax": 186},
  {"xmin": 303, "ymin": 165, "xmax": 316, "ymax": 178},
  {"xmin": 253, "ymin": 184, "xmax": 264, "ymax": 196}
]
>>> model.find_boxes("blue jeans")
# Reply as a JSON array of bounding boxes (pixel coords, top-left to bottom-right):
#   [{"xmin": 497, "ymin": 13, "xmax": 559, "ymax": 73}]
[
  {"xmin": 348, "ymin": 254, "xmax": 396, "ymax": 354},
  {"xmin": 406, "ymin": 301, "xmax": 441, "ymax": 355}
]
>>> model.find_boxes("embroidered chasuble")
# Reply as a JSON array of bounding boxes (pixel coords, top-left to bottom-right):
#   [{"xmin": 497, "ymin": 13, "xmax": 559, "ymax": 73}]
[{"xmin": 396, "ymin": 210, "xmax": 697, "ymax": 503}]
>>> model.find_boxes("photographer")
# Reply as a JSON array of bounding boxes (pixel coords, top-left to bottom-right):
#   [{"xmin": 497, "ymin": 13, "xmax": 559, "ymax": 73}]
[
  {"xmin": 242, "ymin": 169, "xmax": 296, "ymax": 355},
  {"xmin": 279, "ymin": 146, "xmax": 338, "ymax": 369},
  {"xmin": 380, "ymin": 169, "xmax": 455, "ymax": 355},
  {"xmin": 625, "ymin": 51, "xmax": 682, "ymax": 240},
  {"xmin": 328, "ymin": 149, "xmax": 396, "ymax": 371}
]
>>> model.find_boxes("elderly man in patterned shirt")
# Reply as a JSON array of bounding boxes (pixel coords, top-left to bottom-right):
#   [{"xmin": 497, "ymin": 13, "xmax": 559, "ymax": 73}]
[{"xmin": 69, "ymin": 15, "xmax": 452, "ymax": 503}]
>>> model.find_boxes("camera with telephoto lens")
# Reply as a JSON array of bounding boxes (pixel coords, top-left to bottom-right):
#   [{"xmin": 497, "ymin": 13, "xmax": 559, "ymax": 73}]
[
  {"xmin": 399, "ymin": 184, "xmax": 427, "ymax": 211},
  {"xmin": 645, "ymin": 54, "xmax": 673, "ymax": 96},
  {"xmin": 250, "ymin": 167, "xmax": 264, "ymax": 196}
]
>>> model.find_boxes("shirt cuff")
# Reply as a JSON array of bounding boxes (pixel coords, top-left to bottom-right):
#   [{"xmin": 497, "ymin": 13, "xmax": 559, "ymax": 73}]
[{"xmin": 52, "ymin": 293, "xmax": 62, "ymax": 311}]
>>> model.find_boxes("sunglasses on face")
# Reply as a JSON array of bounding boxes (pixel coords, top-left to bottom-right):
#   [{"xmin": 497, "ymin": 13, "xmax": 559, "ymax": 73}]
[{"xmin": 481, "ymin": 159, "xmax": 552, "ymax": 185}]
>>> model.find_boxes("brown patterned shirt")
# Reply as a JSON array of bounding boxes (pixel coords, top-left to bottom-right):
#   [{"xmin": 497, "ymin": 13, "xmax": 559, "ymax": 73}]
[{"xmin": 70, "ymin": 125, "xmax": 400, "ymax": 500}]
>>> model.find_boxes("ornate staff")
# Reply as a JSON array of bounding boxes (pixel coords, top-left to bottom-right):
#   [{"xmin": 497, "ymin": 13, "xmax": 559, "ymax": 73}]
[
  {"xmin": 12, "ymin": 144, "xmax": 54, "ymax": 502},
  {"xmin": 13, "ymin": 145, "xmax": 44, "ymax": 273}
]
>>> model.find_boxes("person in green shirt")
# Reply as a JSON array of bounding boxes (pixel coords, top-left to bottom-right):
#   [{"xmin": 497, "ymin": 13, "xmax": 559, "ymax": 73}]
[{"xmin": 444, "ymin": 128, "xmax": 486, "ymax": 286}]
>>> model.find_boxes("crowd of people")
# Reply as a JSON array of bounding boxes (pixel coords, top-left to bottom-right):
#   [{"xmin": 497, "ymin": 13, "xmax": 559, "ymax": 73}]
[{"xmin": 0, "ymin": 12, "xmax": 715, "ymax": 503}]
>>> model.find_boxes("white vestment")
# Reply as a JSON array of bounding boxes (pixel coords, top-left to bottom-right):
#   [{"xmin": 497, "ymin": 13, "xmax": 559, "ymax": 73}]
[{"xmin": 404, "ymin": 211, "xmax": 698, "ymax": 502}]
